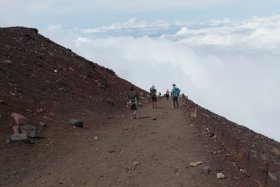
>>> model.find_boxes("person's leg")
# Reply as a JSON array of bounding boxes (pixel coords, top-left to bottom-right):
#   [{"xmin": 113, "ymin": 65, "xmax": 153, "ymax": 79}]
[
  {"xmin": 172, "ymin": 96, "xmax": 175, "ymax": 108},
  {"xmin": 152, "ymin": 96, "xmax": 157, "ymax": 108},
  {"xmin": 131, "ymin": 104, "xmax": 137, "ymax": 119},
  {"xmin": 175, "ymin": 97, "xmax": 179, "ymax": 108},
  {"xmin": 133, "ymin": 110, "xmax": 137, "ymax": 119}
]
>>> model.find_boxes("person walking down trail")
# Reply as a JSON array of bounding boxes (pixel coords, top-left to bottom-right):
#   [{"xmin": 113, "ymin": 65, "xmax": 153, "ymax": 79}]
[
  {"xmin": 150, "ymin": 85, "xmax": 157, "ymax": 108},
  {"xmin": 171, "ymin": 84, "xmax": 180, "ymax": 109},
  {"xmin": 127, "ymin": 86, "xmax": 139, "ymax": 119},
  {"xmin": 165, "ymin": 89, "xmax": 170, "ymax": 101}
]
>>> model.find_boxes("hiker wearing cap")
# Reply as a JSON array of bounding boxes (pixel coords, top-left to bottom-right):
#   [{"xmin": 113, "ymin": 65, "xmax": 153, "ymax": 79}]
[
  {"xmin": 127, "ymin": 86, "xmax": 139, "ymax": 119},
  {"xmin": 171, "ymin": 84, "xmax": 180, "ymax": 109},
  {"xmin": 150, "ymin": 85, "xmax": 157, "ymax": 108}
]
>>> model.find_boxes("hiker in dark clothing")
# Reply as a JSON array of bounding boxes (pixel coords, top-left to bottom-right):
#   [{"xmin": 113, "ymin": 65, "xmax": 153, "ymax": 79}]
[
  {"xmin": 127, "ymin": 86, "xmax": 139, "ymax": 119},
  {"xmin": 165, "ymin": 89, "xmax": 170, "ymax": 100},
  {"xmin": 150, "ymin": 85, "xmax": 157, "ymax": 108},
  {"xmin": 171, "ymin": 84, "xmax": 180, "ymax": 109}
]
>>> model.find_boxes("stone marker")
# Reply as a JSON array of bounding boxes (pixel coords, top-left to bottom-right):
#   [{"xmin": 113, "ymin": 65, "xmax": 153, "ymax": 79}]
[{"xmin": 69, "ymin": 119, "xmax": 83, "ymax": 128}]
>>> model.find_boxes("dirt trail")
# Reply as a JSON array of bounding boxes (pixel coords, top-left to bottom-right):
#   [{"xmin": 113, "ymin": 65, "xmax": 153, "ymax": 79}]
[{"xmin": 6, "ymin": 98, "xmax": 255, "ymax": 187}]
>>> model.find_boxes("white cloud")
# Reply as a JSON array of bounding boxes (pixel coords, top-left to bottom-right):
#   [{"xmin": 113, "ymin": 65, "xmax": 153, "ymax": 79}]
[
  {"xmin": 43, "ymin": 15, "xmax": 280, "ymax": 142},
  {"xmin": 82, "ymin": 18, "xmax": 170, "ymax": 34},
  {"xmin": 46, "ymin": 24, "xmax": 63, "ymax": 32}
]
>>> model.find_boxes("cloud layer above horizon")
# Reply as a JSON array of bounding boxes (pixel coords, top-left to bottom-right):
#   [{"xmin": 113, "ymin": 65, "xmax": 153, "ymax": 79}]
[
  {"xmin": 1, "ymin": 0, "xmax": 280, "ymax": 28},
  {"xmin": 41, "ymin": 15, "xmax": 280, "ymax": 141}
]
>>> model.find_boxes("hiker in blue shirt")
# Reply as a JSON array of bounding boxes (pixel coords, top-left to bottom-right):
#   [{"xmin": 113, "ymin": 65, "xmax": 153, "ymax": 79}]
[{"xmin": 171, "ymin": 84, "xmax": 180, "ymax": 109}]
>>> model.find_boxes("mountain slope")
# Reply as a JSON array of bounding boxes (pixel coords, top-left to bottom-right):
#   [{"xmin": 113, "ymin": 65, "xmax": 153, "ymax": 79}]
[{"xmin": 0, "ymin": 27, "xmax": 146, "ymax": 143}]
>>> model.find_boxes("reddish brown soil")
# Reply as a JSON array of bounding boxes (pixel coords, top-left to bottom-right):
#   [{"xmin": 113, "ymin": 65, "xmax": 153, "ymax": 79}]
[{"xmin": 1, "ymin": 98, "xmax": 259, "ymax": 186}]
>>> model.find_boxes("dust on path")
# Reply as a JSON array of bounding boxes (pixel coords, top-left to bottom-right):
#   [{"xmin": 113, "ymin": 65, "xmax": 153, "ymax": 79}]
[{"xmin": 10, "ymin": 98, "xmax": 244, "ymax": 186}]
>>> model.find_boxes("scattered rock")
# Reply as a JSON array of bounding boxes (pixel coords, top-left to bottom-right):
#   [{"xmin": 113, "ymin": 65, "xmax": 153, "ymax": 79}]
[
  {"xmin": 94, "ymin": 136, "xmax": 99, "ymax": 140},
  {"xmin": 10, "ymin": 132, "xmax": 28, "ymax": 141},
  {"xmin": 40, "ymin": 122, "xmax": 47, "ymax": 127},
  {"xmin": 190, "ymin": 161, "xmax": 203, "ymax": 167},
  {"xmin": 240, "ymin": 169, "xmax": 247, "ymax": 174},
  {"xmin": 20, "ymin": 125, "xmax": 37, "ymax": 137},
  {"xmin": 216, "ymin": 172, "xmax": 225, "ymax": 179},
  {"xmin": 133, "ymin": 161, "xmax": 140, "ymax": 167},
  {"xmin": 2, "ymin": 60, "xmax": 12, "ymax": 64},
  {"xmin": 152, "ymin": 116, "xmax": 157, "ymax": 120},
  {"xmin": 11, "ymin": 112, "xmax": 28, "ymax": 125},
  {"xmin": 131, "ymin": 161, "xmax": 141, "ymax": 170},
  {"xmin": 69, "ymin": 119, "xmax": 83, "ymax": 128},
  {"xmin": 36, "ymin": 108, "xmax": 46, "ymax": 113},
  {"xmin": 202, "ymin": 165, "xmax": 211, "ymax": 175}
]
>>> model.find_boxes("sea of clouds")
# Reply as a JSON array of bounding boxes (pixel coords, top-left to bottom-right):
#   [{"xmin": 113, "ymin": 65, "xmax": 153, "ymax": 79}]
[{"xmin": 42, "ymin": 15, "xmax": 280, "ymax": 141}]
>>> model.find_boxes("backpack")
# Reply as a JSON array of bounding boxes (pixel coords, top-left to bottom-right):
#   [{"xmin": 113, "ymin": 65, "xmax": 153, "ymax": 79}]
[
  {"xmin": 150, "ymin": 88, "xmax": 157, "ymax": 96},
  {"xmin": 128, "ymin": 92, "xmax": 138, "ymax": 105},
  {"xmin": 174, "ymin": 88, "xmax": 180, "ymax": 97}
]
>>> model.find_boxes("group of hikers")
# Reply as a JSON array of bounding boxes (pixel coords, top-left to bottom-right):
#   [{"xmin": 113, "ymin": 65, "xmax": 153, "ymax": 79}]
[{"xmin": 127, "ymin": 84, "xmax": 181, "ymax": 119}]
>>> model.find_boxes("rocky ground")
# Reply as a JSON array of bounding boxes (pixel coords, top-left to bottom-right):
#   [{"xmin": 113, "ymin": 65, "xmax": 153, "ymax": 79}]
[{"xmin": 0, "ymin": 98, "xmax": 259, "ymax": 186}]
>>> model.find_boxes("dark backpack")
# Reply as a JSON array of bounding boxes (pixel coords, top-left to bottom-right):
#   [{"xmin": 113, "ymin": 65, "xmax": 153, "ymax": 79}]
[
  {"xmin": 128, "ymin": 92, "xmax": 138, "ymax": 104},
  {"xmin": 150, "ymin": 88, "xmax": 157, "ymax": 96}
]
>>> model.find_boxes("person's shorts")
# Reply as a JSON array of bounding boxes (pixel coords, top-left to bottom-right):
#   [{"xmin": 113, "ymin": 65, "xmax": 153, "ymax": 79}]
[
  {"xmin": 130, "ymin": 104, "xmax": 137, "ymax": 111},
  {"xmin": 151, "ymin": 95, "xmax": 157, "ymax": 101}
]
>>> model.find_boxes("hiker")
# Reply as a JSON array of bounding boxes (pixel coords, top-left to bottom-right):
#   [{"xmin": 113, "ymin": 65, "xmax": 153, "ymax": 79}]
[
  {"xmin": 127, "ymin": 86, "xmax": 139, "ymax": 119},
  {"xmin": 171, "ymin": 84, "xmax": 180, "ymax": 109},
  {"xmin": 165, "ymin": 89, "xmax": 170, "ymax": 100},
  {"xmin": 150, "ymin": 85, "xmax": 157, "ymax": 108}
]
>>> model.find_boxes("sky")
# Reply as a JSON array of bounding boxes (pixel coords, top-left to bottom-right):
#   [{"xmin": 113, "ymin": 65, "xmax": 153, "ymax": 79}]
[{"xmin": 1, "ymin": 0, "xmax": 280, "ymax": 141}]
